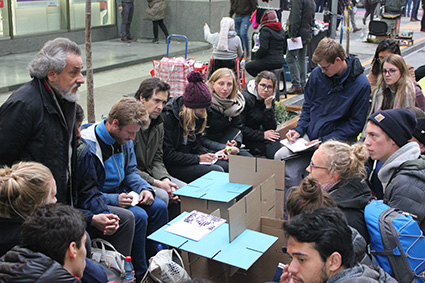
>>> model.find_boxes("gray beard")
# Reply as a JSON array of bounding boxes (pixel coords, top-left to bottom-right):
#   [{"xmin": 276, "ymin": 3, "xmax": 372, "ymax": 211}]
[{"xmin": 61, "ymin": 90, "xmax": 80, "ymax": 103}]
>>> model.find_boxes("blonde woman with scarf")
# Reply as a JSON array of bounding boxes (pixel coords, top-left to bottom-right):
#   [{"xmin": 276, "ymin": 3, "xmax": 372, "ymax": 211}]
[
  {"xmin": 370, "ymin": 54, "xmax": 425, "ymax": 114},
  {"xmin": 206, "ymin": 68, "xmax": 252, "ymax": 157}
]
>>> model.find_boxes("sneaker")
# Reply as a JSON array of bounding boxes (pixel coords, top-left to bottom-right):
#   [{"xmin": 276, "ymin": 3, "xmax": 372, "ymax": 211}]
[
  {"xmin": 353, "ymin": 27, "xmax": 362, "ymax": 33},
  {"xmin": 410, "ymin": 18, "xmax": 419, "ymax": 21},
  {"xmin": 152, "ymin": 39, "xmax": 159, "ymax": 44},
  {"xmin": 127, "ymin": 37, "xmax": 137, "ymax": 42},
  {"xmin": 287, "ymin": 86, "xmax": 304, "ymax": 94},
  {"xmin": 121, "ymin": 37, "xmax": 131, "ymax": 43},
  {"xmin": 362, "ymin": 17, "xmax": 366, "ymax": 25}
]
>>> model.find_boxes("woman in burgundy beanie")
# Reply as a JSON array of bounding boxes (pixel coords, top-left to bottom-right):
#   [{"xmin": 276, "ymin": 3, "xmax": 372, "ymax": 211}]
[{"xmin": 161, "ymin": 71, "xmax": 230, "ymax": 183}]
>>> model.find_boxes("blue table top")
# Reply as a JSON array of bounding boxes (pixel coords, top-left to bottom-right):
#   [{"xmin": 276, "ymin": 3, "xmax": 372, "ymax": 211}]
[
  {"xmin": 148, "ymin": 212, "xmax": 278, "ymax": 270},
  {"xmin": 174, "ymin": 171, "xmax": 252, "ymax": 203}
]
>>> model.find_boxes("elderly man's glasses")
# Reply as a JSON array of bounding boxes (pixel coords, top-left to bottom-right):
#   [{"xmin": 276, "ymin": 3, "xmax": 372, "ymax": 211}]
[
  {"xmin": 259, "ymin": 83, "xmax": 274, "ymax": 90},
  {"xmin": 309, "ymin": 162, "xmax": 328, "ymax": 170},
  {"xmin": 382, "ymin": 68, "xmax": 398, "ymax": 76}
]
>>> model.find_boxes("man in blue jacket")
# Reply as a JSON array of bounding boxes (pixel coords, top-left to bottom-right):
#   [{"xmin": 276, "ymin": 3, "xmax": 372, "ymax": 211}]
[
  {"xmin": 80, "ymin": 97, "xmax": 168, "ymax": 281},
  {"xmin": 275, "ymin": 37, "xmax": 370, "ymax": 191}
]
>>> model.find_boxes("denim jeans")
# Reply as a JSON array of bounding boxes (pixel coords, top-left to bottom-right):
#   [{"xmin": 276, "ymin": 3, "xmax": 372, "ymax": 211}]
[
  {"xmin": 127, "ymin": 197, "xmax": 168, "ymax": 279},
  {"xmin": 234, "ymin": 15, "xmax": 251, "ymax": 57},
  {"xmin": 120, "ymin": 1, "xmax": 134, "ymax": 39},
  {"xmin": 411, "ymin": 0, "xmax": 420, "ymax": 19},
  {"xmin": 286, "ymin": 43, "xmax": 308, "ymax": 88}
]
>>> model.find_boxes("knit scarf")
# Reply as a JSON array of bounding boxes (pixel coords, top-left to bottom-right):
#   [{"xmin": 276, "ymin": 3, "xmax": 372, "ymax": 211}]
[{"xmin": 211, "ymin": 91, "xmax": 245, "ymax": 118}]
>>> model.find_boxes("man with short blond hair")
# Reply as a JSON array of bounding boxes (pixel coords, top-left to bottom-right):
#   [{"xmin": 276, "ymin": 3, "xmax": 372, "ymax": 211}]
[{"xmin": 274, "ymin": 37, "xmax": 370, "ymax": 192}]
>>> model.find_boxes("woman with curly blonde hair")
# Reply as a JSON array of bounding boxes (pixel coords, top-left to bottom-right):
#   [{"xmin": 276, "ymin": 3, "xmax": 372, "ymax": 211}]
[
  {"xmin": 307, "ymin": 140, "xmax": 373, "ymax": 242},
  {"xmin": 370, "ymin": 54, "xmax": 425, "ymax": 113}
]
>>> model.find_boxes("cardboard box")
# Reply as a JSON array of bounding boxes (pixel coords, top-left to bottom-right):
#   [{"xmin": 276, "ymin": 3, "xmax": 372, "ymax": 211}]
[{"xmin": 229, "ymin": 155, "xmax": 285, "ymax": 218}]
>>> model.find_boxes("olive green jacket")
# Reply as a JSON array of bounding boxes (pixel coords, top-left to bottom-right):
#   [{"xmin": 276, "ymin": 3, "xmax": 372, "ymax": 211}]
[{"xmin": 134, "ymin": 117, "xmax": 170, "ymax": 185}]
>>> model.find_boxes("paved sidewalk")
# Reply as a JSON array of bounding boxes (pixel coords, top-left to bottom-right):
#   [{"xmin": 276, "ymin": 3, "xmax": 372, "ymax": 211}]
[{"xmin": 0, "ymin": 9, "xmax": 424, "ymax": 121}]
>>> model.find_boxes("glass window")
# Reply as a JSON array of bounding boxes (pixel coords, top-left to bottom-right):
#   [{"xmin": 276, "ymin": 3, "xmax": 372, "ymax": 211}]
[
  {"xmin": 0, "ymin": 0, "xmax": 10, "ymax": 37},
  {"xmin": 11, "ymin": 0, "xmax": 66, "ymax": 36},
  {"xmin": 69, "ymin": 0, "xmax": 115, "ymax": 30}
]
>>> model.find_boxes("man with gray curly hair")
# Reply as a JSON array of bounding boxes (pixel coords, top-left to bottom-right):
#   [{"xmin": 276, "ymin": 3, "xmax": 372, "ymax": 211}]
[{"xmin": 0, "ymin": 37, "xmax": 84, "ymax": 205}]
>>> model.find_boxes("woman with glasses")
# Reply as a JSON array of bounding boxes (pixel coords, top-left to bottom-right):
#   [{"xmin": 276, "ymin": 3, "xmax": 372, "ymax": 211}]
[
  {"xmin": 307, "ymin": 140, "xmax": 372, "ymax": 242},
  {"xmin": 240, "ymin": 71, "xmax": 281, "ymax": 159},
  {"xmin": 162, "ymin": 71, "xmax": 229, "ymax": 183},
  {"xmin": 368, "ymin": 39, "xmax": 416, "ymax": 92},
  {"xmin": 205, "ymin": 68, "xmax": 252, "ymax": 157},
  {"xmin": 370, "ymin": 54, "xmax": 425, "ymax": 114}
]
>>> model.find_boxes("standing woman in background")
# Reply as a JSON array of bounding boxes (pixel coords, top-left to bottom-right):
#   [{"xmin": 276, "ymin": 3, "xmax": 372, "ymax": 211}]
[{"xmin": 144, "ymin": 0, "xmax": 169, "ymax": 44}]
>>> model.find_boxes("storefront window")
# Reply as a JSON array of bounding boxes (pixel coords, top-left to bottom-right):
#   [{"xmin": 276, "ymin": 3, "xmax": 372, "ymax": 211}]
[
  {"xmin": 69, "ymin": 0, "xmax": 115, "ymax": 30},
  {"xmin": 0, "ymin": 0, "xmax": 10, "ymax": 37},
  {"xmin": 11, "ymin": 0, "xmax": 66, "ymax": 36}
]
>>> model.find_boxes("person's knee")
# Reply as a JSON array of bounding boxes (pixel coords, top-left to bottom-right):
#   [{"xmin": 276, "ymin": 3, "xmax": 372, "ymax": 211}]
[
  {"xmin": 151, "ymin": 197, "xmax": 168, "ymax": 212},
  {"xmin": 129, "ymin": 206, "xmax": 148, "ymax": 226},
  {"xmin": 153, "ymin": 187, "xmax": 169, "ymax": 207}
]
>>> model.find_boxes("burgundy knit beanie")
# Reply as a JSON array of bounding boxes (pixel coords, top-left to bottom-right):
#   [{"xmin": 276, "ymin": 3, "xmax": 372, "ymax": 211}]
[{"xmin": 183, "ymin": 71, "xmax": 212, "ymax": 109}]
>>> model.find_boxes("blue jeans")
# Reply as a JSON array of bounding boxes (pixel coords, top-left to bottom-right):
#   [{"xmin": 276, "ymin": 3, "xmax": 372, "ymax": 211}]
[
  {"xmin": 120, "ymin": 1, "xmax": 134, "ymax": 39},
  {"xmin": 286, "ymin": 43, "xmax": 308, "ymax": 88},
  {"xmin": 234, "ymin": 15, "xmax": 251, "ymax": 57},
  {"xmin": 411, "ymin": 0, "xmax": 420, "ymax": 19},
  {"xmin": 128, "ymin": 197, "xmax": 168, "ymax": 279}
]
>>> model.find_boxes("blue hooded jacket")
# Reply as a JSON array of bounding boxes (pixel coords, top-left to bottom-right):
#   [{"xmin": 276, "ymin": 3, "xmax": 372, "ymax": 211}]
[
  {"xmin": 81, "ymin": 121, "xmax": 154, "ymax": 206},
  {"xmin": 293, "ymin": 56, "xmax": 371, "ymax": 142}
]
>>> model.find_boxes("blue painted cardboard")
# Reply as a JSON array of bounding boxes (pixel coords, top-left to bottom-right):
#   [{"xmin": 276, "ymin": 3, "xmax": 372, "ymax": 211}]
[
  {"xmin": 148, "ymin": 212, "xmax": 278, "ymax": 270},
  {"xmin": 174, "ymin": 171, "xmax": 252, "ymax": 202}
]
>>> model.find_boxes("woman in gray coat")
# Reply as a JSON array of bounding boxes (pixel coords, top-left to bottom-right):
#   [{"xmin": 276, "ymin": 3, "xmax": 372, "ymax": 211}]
[{"xmin": 144, "ymin": 0, "xmax": 169, "ymax": 43}]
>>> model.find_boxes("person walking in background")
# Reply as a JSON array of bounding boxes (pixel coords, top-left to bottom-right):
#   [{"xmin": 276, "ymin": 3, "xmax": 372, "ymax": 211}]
[
  {"xmin": 144, "ymin": 0, "xmax": 169, "ymax": 44},
  {"xmin": 347, "ymin": 0, "xmax": 362, "ymax": 33},
  {"xmin": 286, "ymin": 0, "xmax": 316, "ymax": 94},
  {"xmin": 362, "ymin": 0, "xmax": 379, "ymax": 25},
  {"xmin": 118, "ymin": 0, "xmax": 135, "ymax": 42},
  {"xmin": 229, "ymin": 0, "xmax": 257, "ymax": 60},
  {"xmin": 410, "ymin": 0, "xmax": 420, "ymax": 21}
]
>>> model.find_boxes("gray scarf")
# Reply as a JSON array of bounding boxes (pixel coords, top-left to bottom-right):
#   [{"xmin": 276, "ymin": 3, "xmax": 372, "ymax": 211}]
[{"xmin": 211, "ymin": 91, "xmax": 245, "ymax": 119}]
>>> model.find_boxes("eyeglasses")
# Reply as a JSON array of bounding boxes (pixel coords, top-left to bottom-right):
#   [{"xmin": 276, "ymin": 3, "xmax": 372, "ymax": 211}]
[
  {"xmin": 382, "ymin": 68, "xmax": 398, "ymax": 76},
  {"xmin": 309, "ymin": 162, "xmax": 328, "ymax": 170},
  {"xmin": 319, "ymin": 62, "xmax": 332, "ymax": 72},
  {"xmin": 258, "ymin": 83, "xmax": 274, "ymax": 91}
]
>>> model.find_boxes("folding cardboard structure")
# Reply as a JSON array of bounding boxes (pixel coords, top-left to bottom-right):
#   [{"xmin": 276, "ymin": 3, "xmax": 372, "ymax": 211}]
[{"xmin": 148, "ymin": 155, "xmax": 288, "ymax": 282}]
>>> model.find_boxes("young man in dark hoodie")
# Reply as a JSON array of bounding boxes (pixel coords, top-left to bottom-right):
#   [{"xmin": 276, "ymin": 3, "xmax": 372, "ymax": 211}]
[{"xmin": 275, "ymin": 37, "xmax": 370, "ymax": 191}]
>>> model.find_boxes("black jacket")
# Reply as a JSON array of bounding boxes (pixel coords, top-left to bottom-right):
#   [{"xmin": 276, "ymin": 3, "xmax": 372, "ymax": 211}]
[
  {"xmin": 161, "ymin": 96, "xmax": 216, "ymax": 167},
  {"xmin": 255, "ymin": 26, "xmax": 286, "ymax": 66},
  {"xmin": 0, "ymin": 218, "xmax": 23, "ymax": 257},
  {"xmin": 241, "ymin": 86, "xmax": 277, "ymax": 142},
  {"xmin": 0, "ymin": 246, "xmax": 80, "ymax": 282},
  {"xmin": 329, "ymin": 178, "xmax": 373, "ymax": 243},
  {"xmin": 229, "ymin": 0, "xmax": 257, "ymax": 17},
  {"xmin": 288, "ymin": 0, "xmax": 316, "ymax": 41},
  {"xmin": 205, "ymin": 106, "xmax": 244, "ymax": 147},
  {"xmin": 0, "ymin": 78, "xmax": 77, "ymax": 204}
]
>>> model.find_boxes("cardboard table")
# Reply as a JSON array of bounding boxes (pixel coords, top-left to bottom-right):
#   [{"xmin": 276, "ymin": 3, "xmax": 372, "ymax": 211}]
[{"xmin": 148, "ymin": 212, "xmax": 278, "ymax": 270}]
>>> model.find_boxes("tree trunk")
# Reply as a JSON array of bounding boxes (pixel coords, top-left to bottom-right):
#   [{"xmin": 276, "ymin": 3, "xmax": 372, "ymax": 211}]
[{"xmin": 85, "ymin": 0, "xmax": 95, "ymax": 123}]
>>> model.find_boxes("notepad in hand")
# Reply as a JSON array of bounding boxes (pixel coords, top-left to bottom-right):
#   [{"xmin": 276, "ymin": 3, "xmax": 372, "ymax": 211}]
[{"xmin": 281, "ymin": 138, "xmax": 321, "ymax": 153}]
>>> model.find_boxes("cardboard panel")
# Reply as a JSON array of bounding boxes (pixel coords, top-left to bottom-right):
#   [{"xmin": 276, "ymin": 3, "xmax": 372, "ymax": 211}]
[
  {"xmin": 260, "ymin": 175, "xmax": 276, "ymax": 217},
  {"xmin": 228, "ymin": 196, "xmax": 247, "ymax": 242},
  {"xmin": 257, "ymin": 158, "xmax": 285, "ymax": 190},
  {"xmin": 245, "ymin": 186, "xmax": 261, "ymax": 231}
]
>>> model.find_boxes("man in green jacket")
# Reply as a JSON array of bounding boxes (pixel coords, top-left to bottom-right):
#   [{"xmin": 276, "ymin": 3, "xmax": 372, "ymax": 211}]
[{"xmin": 134, "ymin": 78, "xmax": 186, "ymax": 210}]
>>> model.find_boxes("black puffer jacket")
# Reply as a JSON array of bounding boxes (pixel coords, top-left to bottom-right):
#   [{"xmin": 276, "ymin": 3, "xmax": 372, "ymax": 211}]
[
  {"xmin": 0, "ymin": 246, "xmax": 80, "ymax": 282},
  {"xmin": 288, "ymin": 0, "xmax": 316, "ymax": 41},
  {"xmin": 161, "ymin": 96, "xmax": 215, "ymax": 167},
  {"xmin": 241, "ymin": 82, "xmax": 277, "ymax": 142},
  {"xmin": 255, "ymin": 26, "xmax": 286, "ymax": 66},
  {"xmin": 329, "ymin": 178, "xmax": 373, "ymax": 243},
  {"xmin": 0, "ymin": 78, "xmax": 77, "ymax": 205}
]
